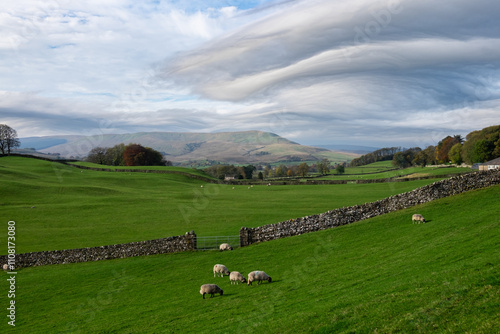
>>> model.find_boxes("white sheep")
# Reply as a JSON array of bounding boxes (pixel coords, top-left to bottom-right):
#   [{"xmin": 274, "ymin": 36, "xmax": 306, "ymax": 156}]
[
  {"xmin": 213, "ymin": 264, "xmax": 230, "ymax": 277},
  {"xmin": 219, "ymin": 243, "xmax": 233, "ymax": 251},
  {"xmin": 200, "ymin": 284, "xmax": 223, "ymax": 299},
  {"xmin": 412, "ymin": 214, "xmax": 426, "ymax": 224},
  {"xmin": 2, "ymin": 264, "xmax": 9, "ymax": 272},
  {"xmin": 229, "ymin": 271, "xmax": 246, "ymax": 284},
  {"xmin": 247, "ymin": 270, "xmax": 272, "ymax": 285}
]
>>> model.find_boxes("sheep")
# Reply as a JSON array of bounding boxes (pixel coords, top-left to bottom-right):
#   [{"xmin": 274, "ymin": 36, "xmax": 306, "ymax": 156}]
[
  {"xmin": 213, "ymin": 264, "xmax": 230, "ymax": 277},
  {"xmin": 412, "ymin": 214, "xmax": 426, "ymax": 224},
  {"xmin": 247, "ymin": 271, "xmax": 272, "ymax": 285},
  {"xmin": 200, "ymin": 284, "xmax": 223, "ymax": 299},
  {"xmin": 219, "ymin": 243, "xmax": 233, "ymax": 251},
  {"xmin": 2, "ymin": 264, "xmax": 9, "ymax": 272},
  {"xmin": 229, "ymin": 271, "xmax": 246, "ymax": 284}
]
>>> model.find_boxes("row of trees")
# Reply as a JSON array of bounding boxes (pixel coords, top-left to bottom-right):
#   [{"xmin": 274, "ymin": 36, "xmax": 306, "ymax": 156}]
[
  {"xmin": 204, "ymin": 159, "xmax": 345, "ymax": 180},
  {"xmin": 87, "ymin": 143, "xmax": 171, "ymax": 166},
  {"xmin": 349, "ymin": 147, "xmax": 401, "ymax": 167},
  {"xmin": 350, "ymin": 125, "xmax": 500, "ymax": 169},
  {"xmin": 0, "ymin": 124, "xmax": 20, "ymax": 155}
]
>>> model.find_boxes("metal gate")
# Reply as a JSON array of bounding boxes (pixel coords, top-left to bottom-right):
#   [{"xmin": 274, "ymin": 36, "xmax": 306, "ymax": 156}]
[{"xmin": 196, "ymin": 235, "xmax": 240, "ymax": 250}]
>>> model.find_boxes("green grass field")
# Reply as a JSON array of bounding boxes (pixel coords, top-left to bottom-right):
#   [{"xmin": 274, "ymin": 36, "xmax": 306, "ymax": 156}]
[
  {"xmin": 1, "ymin": 178, "xmax": 498, "ymax": 333},
  {"xmin": 0, "ymin": 156, "xmax": 498, "ymax": 333},
  {"xmin": 315, "ymin": 161, "xmax": 472, "ymax": 180},
  {"xmin": 1, "ymin": 156, "xmax": 443, "ymax": 253}
]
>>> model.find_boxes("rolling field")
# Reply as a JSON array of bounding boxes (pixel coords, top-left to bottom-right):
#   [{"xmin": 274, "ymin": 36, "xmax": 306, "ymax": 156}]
[
  {"xmin": 1, "ymin": 178, "xmax": 498, "ymax": 333},
  {"xmin": 1, "ymin": 156, "xmax": 443, "ymax": 253},
  {"xmin": 316, "ymin": 161, "xmax": 472, "ymax": 180}
]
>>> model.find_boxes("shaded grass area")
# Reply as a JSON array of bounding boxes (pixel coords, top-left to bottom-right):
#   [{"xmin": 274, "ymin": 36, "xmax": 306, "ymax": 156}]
[
  {"xmin": 1, "ymin": 156, "xmax": 439, "ymax": 253},
  {"xmin": 2, "ymin": 184, "xmax": 498, "ymax": 333}
]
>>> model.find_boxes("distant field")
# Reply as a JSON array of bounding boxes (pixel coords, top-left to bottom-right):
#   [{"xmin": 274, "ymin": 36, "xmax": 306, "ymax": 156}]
[
  {"xmin": 2, "ymin": 181, "xmax": 498, "ymax": 333},
  {"xmin": 70, "ymin": 161, "xmax": 216, "ymax": 179},
  {"xmin": 316, "ymin": 161, "xmax": 472, "ymax": 180},
  {"xmin": 1, "ymin": 156, "xmax": 442, "ymax": 253}
]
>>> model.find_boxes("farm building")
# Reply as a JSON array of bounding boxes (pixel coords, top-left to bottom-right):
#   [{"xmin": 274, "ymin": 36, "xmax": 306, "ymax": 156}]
[{"xmin": 478, "ymin": 157, "xmax": 500, "ymax": 171}]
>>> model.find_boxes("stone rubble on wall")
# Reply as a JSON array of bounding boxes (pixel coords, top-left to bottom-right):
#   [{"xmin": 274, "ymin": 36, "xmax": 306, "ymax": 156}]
[{"xmin": 241, "ymin": 169, "xmax": 500, "ymax": 245}]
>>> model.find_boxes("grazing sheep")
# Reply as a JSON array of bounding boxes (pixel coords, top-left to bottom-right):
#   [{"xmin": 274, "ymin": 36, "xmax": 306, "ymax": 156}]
[
  {"xmin": 2, "ymin": 264, "xmax": 9, "ymax": 271},
  {"xmin": 213, "ymin": 264, "xmax": 230, "ymax": 277},
  {"xmin": 219, "ymin": 243, "xmax": 233, "ymax": 251},
  {"xmin": 229, "ymin": 271, "xmax": 246, "ymax": 284},
  {"xmin": 412, "ymin": 214, "xmax": 426, "ymax": 224},
  {"xmin": 200, "ymin": 284, "xmax": 223, "ymax": 299},
  {"xmin": 247, "ymin": 271, "xmax": 272, "ymax": 285}
]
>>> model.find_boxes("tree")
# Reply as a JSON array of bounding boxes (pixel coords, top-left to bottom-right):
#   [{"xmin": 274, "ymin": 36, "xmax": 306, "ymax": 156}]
[
  {"xmin": 297, "ymin": 163, "xmax": 309, "ymax": 177},
  {"xmin": 242, "ymin": 165, "xmax": 256, "ymax": 179},
  {"xmin": 448, "ymin": 143, "xmax": 463, "ymax": 165},
  {"xmin": 275, "ymin": 165, "xmax": 287, "ymax": 177},
  {"xmin": 472, "ymin": 140, "xmax": 494, "ymax": 163},
  {"xmin": 0, "ymin": 124, "xmax": 20, "ymax": 155},
  {"xmin": 123, "ymin": 144, "xmax": 166, "ymax": 166},
  {"xmin": 317, "ymin": 159, "xmax": 330, "ymax": 174},
  {"xmin": 258, "ymin": 171, "xmax": 264, "ymax": 180},
  {"xmin": 87, "ymin": 147, "xmax": 108, "ymax": 164},
  {"xmin": 105, "ymin": 143, "xmax": 125, "ymax": 166},
  {"xmin": 335, "ymin": 164, "xmax": 345, "ymax": 174},
  {"xmin": 392, "ymin": 147, "xmax": 421, "ymax": 168},
  {"xmin": 435, "ymin": 136, "xmax": 460, "ymax": 164}
]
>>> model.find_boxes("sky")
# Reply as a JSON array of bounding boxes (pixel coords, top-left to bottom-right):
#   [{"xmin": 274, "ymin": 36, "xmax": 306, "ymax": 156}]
[{"xmin": 1, "ymin": 0, "xmax": 499, "ymax": 148}]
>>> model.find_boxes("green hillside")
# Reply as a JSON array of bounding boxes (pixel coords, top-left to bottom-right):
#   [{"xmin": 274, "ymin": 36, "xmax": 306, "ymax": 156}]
[
  {"xmin": 1, "ymin": 156, "xmax": 441, "ymax": 253},
  {"xmin": 1, "ymin": 175, "xmax": 498, "ymax": 333}
]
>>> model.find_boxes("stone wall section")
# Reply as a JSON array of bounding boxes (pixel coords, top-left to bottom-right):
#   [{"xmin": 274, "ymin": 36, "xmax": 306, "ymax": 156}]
[
  {"xmin": 1, "ymin": 231, "xmax": 196, "ymax": 269},
  {"xmin": 240, "ymin": 170, "xmax": 500, "ymax": 245}
]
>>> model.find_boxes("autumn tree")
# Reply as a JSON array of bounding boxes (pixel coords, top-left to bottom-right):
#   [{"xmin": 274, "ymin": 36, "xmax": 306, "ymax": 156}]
[
  {"xmin": 435, "ymin": 136, "xmax": 460, "ymax": 164},
  {"xmin": 413, "ymin": 145, "xmax": 436, "ymax": 167},
  {"xmin": 297, "ymin": 162, "xmax": 309, "ymax": 177},
  {"xmin": 275, "ymin": 164, "xmax": 287, "ymax": 177},
  {"xmin": 0, "ymin": 124, "xmax": 20, "ymax": 155},
  {"xmin": 123, "ymin": 144, "xmax": 166, "ymax": 166}
]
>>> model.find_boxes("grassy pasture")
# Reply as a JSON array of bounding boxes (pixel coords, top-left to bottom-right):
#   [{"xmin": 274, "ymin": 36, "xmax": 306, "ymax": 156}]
[
  {"xmin": 1, "ymin": 182, "xmax": 498, "ymax": 333},
  {"xmin": 1, "ymin": 156, "xmax": 443, "ymax": 253},
  {"xmin": 316, "ymin": 161, "xmax": 472, "ymax": 180}
]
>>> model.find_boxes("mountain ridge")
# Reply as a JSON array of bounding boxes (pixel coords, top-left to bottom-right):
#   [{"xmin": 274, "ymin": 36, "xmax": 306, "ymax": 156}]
[{"xmin": 20, "ymin": 130, "xmax": 359, "ymax": 165}]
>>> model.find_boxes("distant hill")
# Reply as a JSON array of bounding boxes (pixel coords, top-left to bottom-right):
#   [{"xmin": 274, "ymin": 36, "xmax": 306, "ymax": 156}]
[{"xmin": 19, "ymin": 131, "xmax": 359, "ymax": 165}]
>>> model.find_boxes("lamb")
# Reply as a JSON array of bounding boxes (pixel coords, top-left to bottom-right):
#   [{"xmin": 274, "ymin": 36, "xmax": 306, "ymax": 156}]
[
  {"xmin": 213, "ymin": 264, "xmax": 230, "ymax": 277},
  {"xmin": 229, "ymin": 271, "xmax": 246, "ymax": 284},
  {"xmin": 219, "ymin": 243, "xmax": 233, "ymax": 251},
  {"xmin": 200, "ymin": 284, "xmax": 223, "ymax": 299},
  {"xmin": 412, "ymin": 214, "xmax": 426, "ymax": 224},
  {"xmin": 247, "ymin": 271, "xmax": 272, "ymax": 285}
]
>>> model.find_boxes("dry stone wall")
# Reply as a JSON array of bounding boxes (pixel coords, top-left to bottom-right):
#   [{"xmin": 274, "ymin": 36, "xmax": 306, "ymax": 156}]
[
  {"xmin": 240, "ymin": 170, "xmax": 500, "ymax": 245},
  {"xmin": 1, "ymin": 231, "xmax": 196, "ymax": 269}
]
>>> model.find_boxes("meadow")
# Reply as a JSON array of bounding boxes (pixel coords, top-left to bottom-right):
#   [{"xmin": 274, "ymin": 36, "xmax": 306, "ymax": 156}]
[
  {"xmin": 1, "ymin": 156, "xmax": 443, "ymax": 253},
  {"xmin": 0, "ymin": 156, "xmax": 498, "ymax": 333}
]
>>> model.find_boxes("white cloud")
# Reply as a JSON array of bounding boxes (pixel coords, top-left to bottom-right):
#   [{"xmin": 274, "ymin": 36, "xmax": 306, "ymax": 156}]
[{"xmin": 1, "ymin": 0, "xmax": 499, "ymax": 148}]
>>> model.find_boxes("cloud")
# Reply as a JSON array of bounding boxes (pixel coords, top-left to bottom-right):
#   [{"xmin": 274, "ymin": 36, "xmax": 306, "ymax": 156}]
[{"xmin": 1, "ymin": 0, "xmax": 499, "ymax": 148}]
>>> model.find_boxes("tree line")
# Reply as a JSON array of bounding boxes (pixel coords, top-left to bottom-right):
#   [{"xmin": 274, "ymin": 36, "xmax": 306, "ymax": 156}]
[
  {"xmin": 350, "ymin": 124, "xmax": 500, "ymax": 168},
  {"xmin": 204, "ymin": 159, "xmax": 345, "ymax": 180},
  {"xmin": 86, "ymin": 143, "xmax": 172, "ymax": 166}
]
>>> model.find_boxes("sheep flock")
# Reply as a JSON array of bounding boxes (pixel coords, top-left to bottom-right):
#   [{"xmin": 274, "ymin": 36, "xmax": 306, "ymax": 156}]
[{"xmin": 200, "ymin": 243, "xmax": 272, "ymax": 299}]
